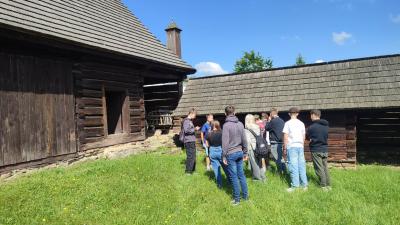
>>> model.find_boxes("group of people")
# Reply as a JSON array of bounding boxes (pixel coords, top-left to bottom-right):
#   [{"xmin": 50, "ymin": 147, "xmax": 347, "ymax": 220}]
[{"xmin": 181, "ymin": 105, "xmax": 331, "ymax": 205}]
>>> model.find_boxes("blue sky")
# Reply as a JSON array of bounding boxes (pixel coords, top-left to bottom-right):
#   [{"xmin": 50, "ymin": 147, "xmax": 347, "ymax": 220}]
[{"xmin": 123, "ymin": 0, "xmax": 400, "ymax": 76}]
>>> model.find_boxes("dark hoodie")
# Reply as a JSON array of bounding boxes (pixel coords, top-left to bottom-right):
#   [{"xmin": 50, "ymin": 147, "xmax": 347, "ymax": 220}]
[
  {"xmin": 307, "ymin": 119, "xmax": 329, "ymax": 152},
  {"xmin": 222, "ymin": 115, "xmax": 248, "ymax": 159}
]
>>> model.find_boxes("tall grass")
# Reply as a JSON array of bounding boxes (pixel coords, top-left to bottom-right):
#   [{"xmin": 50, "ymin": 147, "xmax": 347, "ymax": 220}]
[{"xmin": 1, "ymin": 151, "xmax": 399, "ymax": 225}]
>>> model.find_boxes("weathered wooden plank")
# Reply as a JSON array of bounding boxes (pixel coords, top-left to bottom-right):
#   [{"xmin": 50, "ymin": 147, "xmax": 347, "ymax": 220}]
[
  {"xmin": 80, "ymin": 89, "xmax": 103, "ymax": 98},
  {"xmin": 82, "ymin": 116, "xmax": 104, "ymax": 127},
  {"xmin": 81, "ymin": 107, "xmax": 104, "ymax": 116},
  {"xmin": 143, "ymin": 83, "xmax": 178, "ymax": 93},
  {"xmin": 144, "ymin": 91, "xmax": 179, "ymax": 100},
  {"xmin": 122, "ymin": 91, "xmax": 131, "ymax": 133},
  {"xmin": 81, "ymin": 97, "xmax": 103, "ymax": 107},
  {"xmin": 2, "ymin": 55, "xmax": 22, "ymax": 165},
  {"xmin": 81, "ymin": 134, "xmax": 145, "ymax": 151},
  {"xmin": 84, "ymin": 127, "xmax": 105, "ymax": 138},
  {"xmin": 130, "ymin": 125, "xmax": 142, "ymax": 133}
]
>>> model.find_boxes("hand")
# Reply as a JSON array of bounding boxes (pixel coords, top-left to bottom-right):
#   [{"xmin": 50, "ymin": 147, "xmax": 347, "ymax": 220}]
[
  {"xmin": 282, "ymin": 148, "xmax": 287, "ymax": 160},
  {"xmin": 195, "ymin": 126, "xmax": 201, "ymax": 131},
  {"xmin": 223, "ymin": 159, "xmax": 228, "ymax": 165},
  {"xmin": 243, "ymin": 155, "xmax": 249, "ymax": 161}
]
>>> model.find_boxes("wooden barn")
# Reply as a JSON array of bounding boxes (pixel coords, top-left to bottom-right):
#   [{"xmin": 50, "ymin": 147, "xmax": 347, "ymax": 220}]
[
  {"xmin": 174, "ymin": 55, "xmax": 400, "ymax": 166},
  {"xmin": 0, "ymin": 1, "xmax": 195, "ymax": 172}
]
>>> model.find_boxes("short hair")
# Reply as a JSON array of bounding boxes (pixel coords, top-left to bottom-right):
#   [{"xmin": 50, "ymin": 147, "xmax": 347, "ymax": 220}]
[
  {"xmin": 289, "ymin": 107, "xmax": 300, "ymax": 114},
  {"xmin": 206, "ymin": 114, "xmax": 213, "ymax": 118},
  {"xmin": 211, "ymin": 120, "xmax": 221, "ymax": 131},
  {"xmin": 310, "ymin": 109, "xmax": 321, "ymax": 117},
  {"xmin": 188, "ymin": 108, "xmax": 197, "ymax": 115},
  {"xmin": 270, "ymin": 108, "xmax": 278, "ymax": 114},
  {"xmin": 225, "ymin": 105, "xmax": 235, "ymax": 115}
]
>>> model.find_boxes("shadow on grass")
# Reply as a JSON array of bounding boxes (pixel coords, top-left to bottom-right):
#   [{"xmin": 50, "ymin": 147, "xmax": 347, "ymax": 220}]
[{"xmin": 203, "ymin": 168, "xmax": 232, "ymax": 197}]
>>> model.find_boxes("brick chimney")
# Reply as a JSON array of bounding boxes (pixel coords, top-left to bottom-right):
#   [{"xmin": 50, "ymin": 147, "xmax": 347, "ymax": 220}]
[{"xmin": 165, "ymin": 21, "xmax": 182, "ymax": 58}]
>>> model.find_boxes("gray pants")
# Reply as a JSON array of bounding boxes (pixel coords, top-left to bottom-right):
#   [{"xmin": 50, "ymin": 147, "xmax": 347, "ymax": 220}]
[
  {"xmin": 270, "ymin": 143, "xmax": 286, "ymax": 173},
  {"xmin": 311, "ymin": 152, "xmax": 331, "ymax": 187},
  {"xmin": 248, "ymin": 148, "xmax": 266, "ymax": 181}
]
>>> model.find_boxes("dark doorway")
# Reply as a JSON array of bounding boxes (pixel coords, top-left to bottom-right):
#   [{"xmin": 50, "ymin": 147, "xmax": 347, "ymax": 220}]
[{"xmin": 105, "ymin": 90, "xmax": 126, "ymax": 135}]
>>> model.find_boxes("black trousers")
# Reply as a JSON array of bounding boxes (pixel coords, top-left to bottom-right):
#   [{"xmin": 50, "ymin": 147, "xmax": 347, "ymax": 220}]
[{"xmin": 185, "ymin": 142, "xmax": 196, "ymax": 173}]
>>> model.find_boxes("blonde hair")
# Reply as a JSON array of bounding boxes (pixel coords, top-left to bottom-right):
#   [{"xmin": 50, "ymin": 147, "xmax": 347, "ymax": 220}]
[{"xmin": 245, "ymin": 114, "xmax": 256, "ymax": 129}]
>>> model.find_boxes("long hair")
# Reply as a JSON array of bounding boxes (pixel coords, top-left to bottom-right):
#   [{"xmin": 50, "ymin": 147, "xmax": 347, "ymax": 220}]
[
  {"xmin": 245, "ymin": 114, "xmax": 256, "ymax": 129},
  {"xmin": 211, "ymin": 120, "xmax": 221, "ymax": 131}
]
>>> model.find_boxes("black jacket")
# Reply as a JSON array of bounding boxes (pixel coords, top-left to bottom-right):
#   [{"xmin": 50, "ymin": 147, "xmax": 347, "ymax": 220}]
[
  {"xmin": 307, "ymin": 119, "xmax": 329, "ymax": 152},
  {"xmin": 265, "ymin": 116, "xmax": 285, "ymax": 142}
]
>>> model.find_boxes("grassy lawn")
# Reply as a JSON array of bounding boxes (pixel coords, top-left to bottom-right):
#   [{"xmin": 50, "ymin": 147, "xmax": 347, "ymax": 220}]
[{"xmin": 1, "ymin": 150, "xmax": 399, "ymax": 225}]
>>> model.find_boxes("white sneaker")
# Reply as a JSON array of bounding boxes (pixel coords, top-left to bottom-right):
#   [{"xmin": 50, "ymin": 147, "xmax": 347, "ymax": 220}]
[
  {"xmin": 286, "ymin": 187, "xmax": 297, "ymax": 193},
  {"xmin": 302, "ymin": 186, "xmax": 308, "ymax": 191},
  {"xmin": 206, "ymin": 166, "xmax": 211, "ymax": 171},
  {"xmin": 322, "ymin": 186, "xmax": 332, "ymax": 191}
]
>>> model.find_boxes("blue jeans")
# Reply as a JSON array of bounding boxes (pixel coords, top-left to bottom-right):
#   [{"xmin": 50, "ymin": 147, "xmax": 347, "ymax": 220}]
[
  {"xmin": 227, "ymin": 151, "xmax": 248, "ymax": 202},
  {"xmin": 209, "ymin": 146, "xmax": 223, "ymax": 188},
  {"xmin": 271, "ymin": 143, "xmax": 286, "ymax": 173},
  {"xmin": 287, "ymin": 147, "xmax": 308, "ymax": 188}
]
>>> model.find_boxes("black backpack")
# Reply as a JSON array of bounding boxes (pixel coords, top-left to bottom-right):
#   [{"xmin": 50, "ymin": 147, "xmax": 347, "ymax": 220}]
[{"xmin": 247, "ymin": 129, "xmax": 270, "ymax": 158}]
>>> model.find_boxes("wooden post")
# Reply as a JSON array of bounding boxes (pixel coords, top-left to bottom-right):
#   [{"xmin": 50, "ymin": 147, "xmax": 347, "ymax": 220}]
[
  {"xmin": 345, "ymin": 111, "xmax": 357, "ymax": 165},
  {"xmin": 101, "ymin": 85, "xmax": 108, "ymax": 138}
]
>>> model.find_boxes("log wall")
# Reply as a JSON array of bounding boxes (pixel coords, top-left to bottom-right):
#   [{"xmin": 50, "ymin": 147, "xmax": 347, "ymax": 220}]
[
  {"xmin": 357, "ymin": 109, "xmax": 400, "ymax": 164},
  {"xmin": 75, "ymin": 61, "xmax": 146, "ymax": 150}
]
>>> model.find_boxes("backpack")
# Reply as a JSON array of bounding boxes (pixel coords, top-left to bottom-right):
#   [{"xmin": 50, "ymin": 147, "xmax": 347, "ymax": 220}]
[
  {"xmin": 179, "ymin": 118, "xmax": 186, "ymax": 143},
  {"xmin": 247, "ymin": 129, "xmax": 270, "ymax": 158}
]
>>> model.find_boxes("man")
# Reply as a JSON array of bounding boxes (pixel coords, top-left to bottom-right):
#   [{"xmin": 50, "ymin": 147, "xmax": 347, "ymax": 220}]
[
  {"xmin": 182, "ymin": 108, "xmax": 200, "ymax": 175},
  {"xmin": 222, "ymin": 105, "xmax": 249, "ymax": 205},
  {"xmin": 307, "ymin": 109, "xmax": 331, "ymax": 190},
  {"xmin": 283, "ymin": 107, "xmax": 308, "ymax": 192},
  {"xmin": 265, "ymin": 108, "xmax": 286, "ymax": 173},
  {"xmin": 200, "ymin": 114, "xmax": 213, "ymax": 171}
]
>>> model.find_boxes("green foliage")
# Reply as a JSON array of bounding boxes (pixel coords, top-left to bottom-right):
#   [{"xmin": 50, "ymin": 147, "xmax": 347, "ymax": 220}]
[
  {"xmin": 234, "ymin": 50, "xmax": 273, "ymax": 73},
  {"xmin": 1, "ymin": 152, "xmax": 399, "ymax": 225},
  {"xmin": 296, "ymin": 54, "xmax": 306, "ymax": 65}
]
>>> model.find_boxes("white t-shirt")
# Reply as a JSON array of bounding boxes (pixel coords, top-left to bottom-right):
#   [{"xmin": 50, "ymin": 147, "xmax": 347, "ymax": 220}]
[{"xmin": 282, "ymin": 119, "xmax": 305, "ymax": 148}]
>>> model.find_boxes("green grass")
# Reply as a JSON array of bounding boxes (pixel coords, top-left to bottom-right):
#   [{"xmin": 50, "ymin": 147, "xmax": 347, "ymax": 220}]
[{"xmin": 1, "ymin": 151, "xmax": 399, "ymax": 225}]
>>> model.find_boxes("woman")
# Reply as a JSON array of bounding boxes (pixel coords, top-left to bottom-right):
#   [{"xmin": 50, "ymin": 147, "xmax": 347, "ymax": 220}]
[
  {"xmin": 244, "ymin": 114, "xmax": 267, "ymax": 182},
  {"xmin": 206, "ymin": 120, "xmax": 226, "ymax": 188}
]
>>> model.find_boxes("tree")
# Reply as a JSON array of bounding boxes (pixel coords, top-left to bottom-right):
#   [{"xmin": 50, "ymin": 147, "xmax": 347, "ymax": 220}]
[
  {"xmin": 295, "ymin": 54, "xmax": 306, "ymax": 66},
  {"xmin": 234, "ymin": 50, "xmax": 273, "ymax": 73}
]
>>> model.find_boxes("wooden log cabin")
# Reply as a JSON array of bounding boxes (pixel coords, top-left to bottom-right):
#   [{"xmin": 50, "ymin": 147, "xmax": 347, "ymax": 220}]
[
  {"xmin": 174, "ymin": 55, "xmax": 400, "ymax": 166},
  {"xmin": 0, "ymin": 1, "xmax": 195, "ymax": 173}
]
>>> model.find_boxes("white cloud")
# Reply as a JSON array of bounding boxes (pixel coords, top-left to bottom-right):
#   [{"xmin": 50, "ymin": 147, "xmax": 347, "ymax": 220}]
[
  {"xmin": 390, "ymin": 14, "xmax": 400, "ymax": 24},
  {"xmin": 194, "ymin": 62, "xmax": 228, "ymax": 77},
  {"xmin": 332, "ymin": 31, "xmax": 352, "ymax": 45},
  {"xmin": 315, "ymin": 59, "xmax": 325, "ymax": 63}
]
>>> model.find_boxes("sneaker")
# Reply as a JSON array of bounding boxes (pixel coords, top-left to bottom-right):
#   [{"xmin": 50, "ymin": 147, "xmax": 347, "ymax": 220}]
[
  {"xmin": 286, "ymin": 187, "xmax": 297, "ymax": 193},
  {"xmin": 185, "ymin": 172, "xmax": 193, "ymax": 176},
  {"xmin": 231, "ymin": 200, "xmax": 240, "ymax": 206},
  {"xmin": 302, "ymin": 186, "xmax": 308, "ymax": 191},
  {"xmin": 206, "ymin": 166, "xmax": 211, "ymax": 171},
  {"xmin": 322, "ymin": 186, "xmax": 332, "ymax": 191}
]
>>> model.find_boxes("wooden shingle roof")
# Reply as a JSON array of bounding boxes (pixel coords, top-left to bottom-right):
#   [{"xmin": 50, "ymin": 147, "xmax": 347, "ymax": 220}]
[
  {"xmin": 0, "ymin": 0, "xmax": 194, "ymax": 72},
  {"xmin": 175, "ymin": 54, "xmax": 400, "ymax": 116}
]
